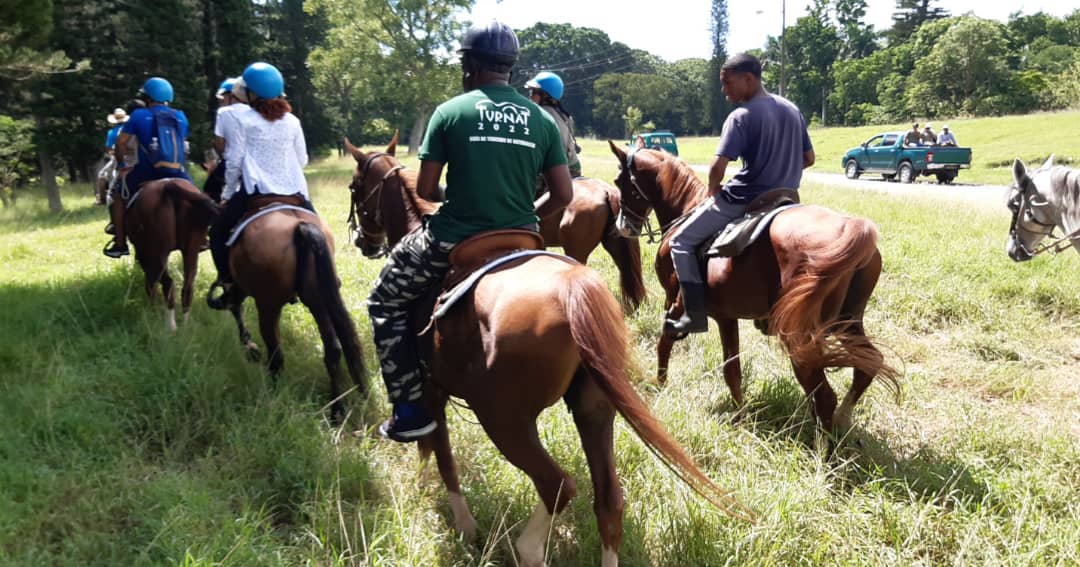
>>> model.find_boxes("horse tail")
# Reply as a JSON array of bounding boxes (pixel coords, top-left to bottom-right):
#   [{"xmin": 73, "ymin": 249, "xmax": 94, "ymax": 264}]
[
  {"xmin": 769, "ymin": 217, "xmax": 900, "ymax": 399},
  {"xmin": 293, "ymin": 222, "xmax": 368, "ymax": 395},
  {"xmin": 600, "ymin": 229, "xmax": 647, "ymax": 313},
  {"xmin": 162, "ymin": 179, "xmax": 221, "ymax": 220},
  {"xmin": 562, "ymin": 266, "xmax": 756, "ymax": 522}
]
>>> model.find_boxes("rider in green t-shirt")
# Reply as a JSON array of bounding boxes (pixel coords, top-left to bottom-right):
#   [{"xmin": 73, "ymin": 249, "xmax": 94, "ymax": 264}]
[{"xmin": 368, "ymin": 20, "xmax": 573, "ymax": 443}]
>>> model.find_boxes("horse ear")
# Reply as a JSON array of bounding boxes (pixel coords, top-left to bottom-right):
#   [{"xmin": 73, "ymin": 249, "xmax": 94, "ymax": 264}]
[
  {"xmin": 1012, "ymin": 158, "xmax": 1028, "ymax": 185},
  {"xmin": 608, "ymin": 139, "xmax": 627, "ymax": 163},
  {"xmin": 386, "ymin": 130, "xmax": 399, "ymax": 157},
  {"xmin": 343, "ymin": 137, "xmax": 364, "ymax": 162},
  {"xmin": 1040, "ymin": 154, "xmax": 1055, "ymax": 170}
]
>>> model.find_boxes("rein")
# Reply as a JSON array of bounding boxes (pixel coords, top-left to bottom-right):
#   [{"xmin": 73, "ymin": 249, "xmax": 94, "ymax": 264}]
[
  {"xmin": 1008, "ymin": 174, "xmax": 1080, "ymax": 258},
  {"xmin": 620, "ymin": 147, "xmax": 698, "ymax": 243},
  {"xmin": 347, "ymin": 151, "xmax": 405, "ymax": 257}
]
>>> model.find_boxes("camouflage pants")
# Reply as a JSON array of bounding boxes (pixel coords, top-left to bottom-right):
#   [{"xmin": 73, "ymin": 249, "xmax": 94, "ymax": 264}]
[{"xmin": 367, "ymin": 228, "xmax": 455, "ymax": 403}]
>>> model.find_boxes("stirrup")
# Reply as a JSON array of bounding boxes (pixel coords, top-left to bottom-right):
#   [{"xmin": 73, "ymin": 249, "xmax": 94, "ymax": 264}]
[
  {"xmin": 206, "ymin": 280, "xmax": 235, "ymax": 310},
  {"xmin": 102, "ymin": 241, "xmax": 129, "ymax": 258}
]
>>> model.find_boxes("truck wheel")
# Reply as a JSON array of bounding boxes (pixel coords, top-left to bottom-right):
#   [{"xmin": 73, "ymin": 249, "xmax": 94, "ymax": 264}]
[
  {"xmin": 845, "ymin": 160, "xmax": 860, "ymax": 179},
  {"xmin": 898, "ymin": 162, "xmax": 914, "ymax": 184},
  {"xmin": 935, "ymin": 173, "xmax": 953, "ymax": 184}
]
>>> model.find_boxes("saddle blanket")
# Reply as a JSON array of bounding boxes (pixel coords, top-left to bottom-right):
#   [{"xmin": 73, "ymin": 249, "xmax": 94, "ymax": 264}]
[
  {"xmin": 226, "ymin": 204, "xmax": 317, "ymax": 247},
  {"xmin": 433, "ymin": 250, "xmax": 575, "ymax": 319}
]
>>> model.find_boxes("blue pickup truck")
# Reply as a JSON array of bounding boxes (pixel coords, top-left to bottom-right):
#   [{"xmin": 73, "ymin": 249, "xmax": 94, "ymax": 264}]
[{"xmin": 841, "ymin": 131, "xmax": 972, "ymax": 184}]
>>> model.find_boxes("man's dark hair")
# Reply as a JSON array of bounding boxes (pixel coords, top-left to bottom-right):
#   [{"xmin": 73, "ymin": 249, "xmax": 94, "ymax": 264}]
[{"xmin": 721, "ymin": 53, "xmax": 762, "ymax": 78}]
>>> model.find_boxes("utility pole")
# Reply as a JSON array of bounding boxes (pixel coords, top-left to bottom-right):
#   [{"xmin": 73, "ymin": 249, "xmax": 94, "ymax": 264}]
[{"xmin": 780, "ymin": 0, "xmax": 786, "ymax": 97}]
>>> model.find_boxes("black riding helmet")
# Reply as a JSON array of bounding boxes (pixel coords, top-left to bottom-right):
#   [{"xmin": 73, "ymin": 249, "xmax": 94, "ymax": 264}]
[{"xmin": 459, "ymin": 20, "xmax": 519, "ymax": 71}]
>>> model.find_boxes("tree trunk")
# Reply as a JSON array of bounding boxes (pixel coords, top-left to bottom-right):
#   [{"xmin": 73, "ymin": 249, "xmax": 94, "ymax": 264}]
[
  {"xmin": 408, "ymin": 109, "xmax": 430, "ymax": 156},
  {"xmin": 35, "ymin": 115, "xmax": 63, "ymax": 213}
]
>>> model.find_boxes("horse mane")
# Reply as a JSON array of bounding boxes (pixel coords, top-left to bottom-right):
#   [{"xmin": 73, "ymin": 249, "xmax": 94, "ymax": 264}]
[
  {"xmin": 394, "ymin": 167, "xmax": 438, "ymax": 218},
  {"xmin": 654, "ymin": 152, "xmax": 708, "ymax": 211},
  {"xmin": 1048, "ymin": 166, "xmax": 1080, "ymax": 217}
]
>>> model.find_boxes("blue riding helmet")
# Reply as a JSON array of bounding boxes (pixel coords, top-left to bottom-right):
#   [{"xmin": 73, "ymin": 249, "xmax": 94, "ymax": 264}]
[
  {"xmin": 216, "ymin": 77, "xmax": 237, "ymax": 99},
  {"xmin": 525, "ymin": 71, "xmax": 564, "ymax": 101},
  {"xmin": 139, "ymin": 77, "xmax": 174, "ymax": 103},
  {"xmin": 241, "ymin": 62, "xmax": 284, "ymax": 100}
]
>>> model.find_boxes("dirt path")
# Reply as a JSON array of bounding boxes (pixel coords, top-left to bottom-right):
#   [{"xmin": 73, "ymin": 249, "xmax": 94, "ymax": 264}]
[{"xmin": 690, "ymin": 165, "xmax": 1010, "ymax": 210}]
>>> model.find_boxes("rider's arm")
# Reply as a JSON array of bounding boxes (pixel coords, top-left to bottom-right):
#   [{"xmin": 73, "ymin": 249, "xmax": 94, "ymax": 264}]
[
  {"xmin": 416, "ymin": 160, "xmax": 444, "ymax": 202},
  {"xmin": 113, "ymin": 132, "xmax": 131, "ymax": 166},
  {"xmin": 803, "ymin": 149, "xmax": 816, "ymax": 169},
  {"xmin": 223, "ymin": 124, "xmax": 245, "ymax": 200},
  {"xmin": 535, "ymin": 164, "xmax": 573, "ymax": 219},
  {"xmin": 707, "ymin": 155, "xmax": 731, "ymax": 196},
  {"xmin": 213, "ymin": 136, "xmax": 225, "ymax": 155}
]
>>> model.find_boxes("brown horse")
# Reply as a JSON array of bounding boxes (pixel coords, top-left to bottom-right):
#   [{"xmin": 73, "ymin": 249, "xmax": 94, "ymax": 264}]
[
  {"xmin": 607, "ymin": 143, "xmax": 898, "ymax": 433},
  {"xmin": 342, "ymin": 133, "xmax": 646, "ymax": 312},
  {"xmin": 222, "ymin": 198, "xmax": 367, "ymax": 421},
  {"xmin": 123, "ymin": 177, "xmax": 219, "ymax": 330},
  {"xmin": 346, "ymin": 140, "xmax": 753, "ymax": 565}
]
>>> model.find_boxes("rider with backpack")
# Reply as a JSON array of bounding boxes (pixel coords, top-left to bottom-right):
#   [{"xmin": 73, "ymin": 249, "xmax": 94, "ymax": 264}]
[{"xmin": 104, "ymin": 77, "xmax": 192, "ymax": 258}]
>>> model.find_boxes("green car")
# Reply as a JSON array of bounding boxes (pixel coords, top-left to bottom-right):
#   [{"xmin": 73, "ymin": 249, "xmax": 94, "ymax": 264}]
[{"xmin": 630, "ymin": 131, "xmax": 679, "ymax": 156}]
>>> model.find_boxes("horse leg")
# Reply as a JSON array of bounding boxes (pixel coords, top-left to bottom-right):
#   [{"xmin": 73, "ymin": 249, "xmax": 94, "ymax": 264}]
[
  {"xmin": 718, "ymin": 318, "xmax": 744, "ymax": 406},
  {"xmin": 476, "ymin": 412, "xmax": 576, "ymax": 567},
  {"xmin": 256, "ymin": 300, "xmax": 285, "ymax": 376},
  {"xmin": 229, "ymin": 294, "xmax": 259, "ymax": 361},
  {"xmin": 309, "ymin": 303, "xmax": 347, "ymax": 423},
  {"xmin": 565, "ymin": 368, "xmax": 623, "ymax": 567},
  {"xmin": 657, "ymin": 335, "xmax": 675, "ymax": 385},
  {"xmin": 418, "ymin": 395, "xmax": 477, "ymax": 539},
  {"xmin": 833, "ymin": 323, "xmax": 884, "ymax": 431},
  {"xmin": 180, "ymin": 247, "xmax": 198, "ymax": 323},
  {"xmin": 791, "ymin": 362, "xmax": 838, "ymax": 432}
]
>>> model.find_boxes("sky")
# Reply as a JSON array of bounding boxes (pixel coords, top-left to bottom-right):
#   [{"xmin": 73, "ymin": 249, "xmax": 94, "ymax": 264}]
[{"xmin": 468, "ymin": 0, "xmax": 1078, "ymax": 62}]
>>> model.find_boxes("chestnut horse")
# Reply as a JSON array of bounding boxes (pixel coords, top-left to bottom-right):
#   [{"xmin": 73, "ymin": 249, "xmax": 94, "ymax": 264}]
[
  {"xmin": 222, "ymin": 201, "xmax": 366, "ymax": 421},
  {"xmin": 346, "ymin": 141, "xmax": 753, "ymax": 565},
  {"xmin": 123, "ymin": 177, "xmax": 219, "ymax": 330},
  {"xmin": 343, "ymin": 133, "xmax": 646, "ymax": 312},
  {"xmin": 607, "ymin": 143, "xmax": 898, "ymax": 432}
]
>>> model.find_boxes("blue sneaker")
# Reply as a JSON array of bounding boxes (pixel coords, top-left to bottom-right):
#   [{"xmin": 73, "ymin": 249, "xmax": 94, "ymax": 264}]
[{"xmin": 378, "ymin": 402, "xmax": 437, "ymax": 442}]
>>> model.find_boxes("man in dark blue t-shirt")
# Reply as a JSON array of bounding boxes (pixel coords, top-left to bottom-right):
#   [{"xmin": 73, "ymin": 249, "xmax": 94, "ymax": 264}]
[
  {"xmin": 104, "ymin": 77, "xmax": 192, "ymax": 258},
  {"xmin": 665, "ymin": 53, "xmax": 815, "ymax": 336}
]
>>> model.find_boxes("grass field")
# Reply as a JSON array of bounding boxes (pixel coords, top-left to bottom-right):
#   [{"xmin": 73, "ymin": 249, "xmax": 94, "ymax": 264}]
[
  {"xmin": 637, "ymin": 109, "xmax": 1080, "ymax": 187},
  {"xmin": 2, "ymin": 136, "xmax": 1079, "ymax": 565}
]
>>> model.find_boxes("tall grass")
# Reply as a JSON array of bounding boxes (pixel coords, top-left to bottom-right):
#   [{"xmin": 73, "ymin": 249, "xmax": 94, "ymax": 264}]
[{"xmin": 1, "ymin": 142, "xmax": 1078, "ymax": 565}]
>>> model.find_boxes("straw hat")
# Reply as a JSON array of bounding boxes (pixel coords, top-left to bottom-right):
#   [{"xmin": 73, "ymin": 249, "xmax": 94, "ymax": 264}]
[{"xmin": 106, "ymin": 108, "xmax": 129, "ymax": 124}]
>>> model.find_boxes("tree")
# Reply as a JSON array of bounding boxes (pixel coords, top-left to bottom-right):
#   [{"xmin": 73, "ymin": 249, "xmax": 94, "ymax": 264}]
[
  {"xmin": 662, "ymin": 58, "xmax": 713, "ymax": 134},
  {"xmin": 764, "ymin": 0, "xmax": 839, "ymax": 123},
  {"xmin": 516, "ymin": 23, "xmax": 638, "ymax": 134},
  {"xmin": 889, "ymin": 0, "xmax": 949, "ymax": 45},
  {"xmin": 834, "ymin": 0, "xmax": 878, "ymax": 58},
  {"xmin": 0, "ymin": 115, "xmax": 34, "ymax": 206},
  {"xmin": 905, "ymin": 16, "xmax": 1011, "ymax": 116},
  {"xmin": 708, "ymin": 0, "xmax": 729, "ymax": 134},
  {"xmin": 592, "ymin": 73, "xmax": 677, "ymax": 137}
]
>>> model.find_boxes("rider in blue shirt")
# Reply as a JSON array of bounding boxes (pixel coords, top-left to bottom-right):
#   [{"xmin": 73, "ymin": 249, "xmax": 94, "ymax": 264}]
[{"xmin": 104, "ymin": 77, "xmax": 193, "ymax": 258}]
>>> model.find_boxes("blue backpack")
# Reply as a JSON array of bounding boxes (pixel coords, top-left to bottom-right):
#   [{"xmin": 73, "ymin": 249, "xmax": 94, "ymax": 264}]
[{"xmin": 145, "ymin": 106, "xmax": 187, "ymax": 174}]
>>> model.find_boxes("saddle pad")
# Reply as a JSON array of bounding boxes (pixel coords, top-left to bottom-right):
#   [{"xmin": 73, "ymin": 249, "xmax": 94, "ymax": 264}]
[
  {"xmin": 705, "ymin": 203, "xmax": 801, "ymax": 258},
  {"xmin": 433, "ymin": 250, "xmax": 575, "ymax": 319},
  {"xmin": 226, "ymin": 204, "xmax": 317, "ymax": 247},
  {"xmin": 124, "ymin": 176, "xmax": 181, "ymax": 208}
]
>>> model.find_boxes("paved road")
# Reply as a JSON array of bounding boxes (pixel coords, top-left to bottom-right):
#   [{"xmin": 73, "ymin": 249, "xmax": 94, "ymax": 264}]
[{"xmin": 690, "ymin": 164, "xmax": 1010, "ymax": 210}]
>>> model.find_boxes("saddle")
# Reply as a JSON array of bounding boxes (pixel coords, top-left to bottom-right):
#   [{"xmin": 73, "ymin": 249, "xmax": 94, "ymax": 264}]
[
  {"xmin": 414, "ymin": 229, "xmax": 574, "ymax": 332},
  {"xmin": 703, "ymin": 188, "xmax": 801, "ymax": 258}
]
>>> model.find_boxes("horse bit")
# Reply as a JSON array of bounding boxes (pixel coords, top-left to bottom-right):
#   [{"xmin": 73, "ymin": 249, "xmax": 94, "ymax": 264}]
[{"xmin": 347, "ymin": 151, "xmax": 404, "ymax": 257}]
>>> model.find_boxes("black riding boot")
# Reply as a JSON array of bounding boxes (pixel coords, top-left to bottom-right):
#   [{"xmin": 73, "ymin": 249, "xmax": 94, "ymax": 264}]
[{"xmin": 663, "ymin": 282, "xmax": 709, "ymax": 336}]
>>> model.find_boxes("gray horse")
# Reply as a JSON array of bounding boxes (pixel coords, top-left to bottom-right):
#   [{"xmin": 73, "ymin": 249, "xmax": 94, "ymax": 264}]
[{"xmin": 1007, "ymin": 156, "xmax": 1080, "ymax": 261}]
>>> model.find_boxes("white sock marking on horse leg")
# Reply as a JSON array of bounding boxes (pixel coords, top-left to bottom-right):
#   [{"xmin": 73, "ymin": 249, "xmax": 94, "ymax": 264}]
[
  {"xmin": 516, "ymin": 502, "xmax": 552, "ymax": 567},
  {"xmin": 833, "ymin": 392, "xmax": 855, "ymax": 431},
  {"xmin": 182, "ymin": 310, "xmax": 190, "ymax": 324},
  {"xmin": 449, "ymin": 491, "xmax": 477, "ymax": 540},
  {"xmin": 601, "ymin": 546, "xmax": 618, "ymax": 567},
  {"xmin": 166, "ymin": 308, "xmax": 177, "ymax": 332}
]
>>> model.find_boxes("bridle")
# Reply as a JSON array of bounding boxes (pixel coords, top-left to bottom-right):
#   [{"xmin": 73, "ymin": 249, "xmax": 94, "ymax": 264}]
[
  {"xmin": 1007, "ymin": 169, "xmax": 1080, "ymax": 258},
  {"xmin": 615, "ymin": 147, "xmax": 693, "ymax": 242},
  {"xmin": 347, "ymin": 151, "xmax": 405, "ymax": 258}
]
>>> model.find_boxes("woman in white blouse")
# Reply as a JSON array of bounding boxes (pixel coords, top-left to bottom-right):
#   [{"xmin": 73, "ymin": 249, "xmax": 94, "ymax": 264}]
[{"xmin": 208, "ymin": 61, "xmax": 317, "ymax": 309}]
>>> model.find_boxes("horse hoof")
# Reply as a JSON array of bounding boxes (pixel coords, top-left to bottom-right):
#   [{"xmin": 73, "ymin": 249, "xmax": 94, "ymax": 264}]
[{"xmin": 244, "ymin": 342, "xmax": 260, "ymax": 362}]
